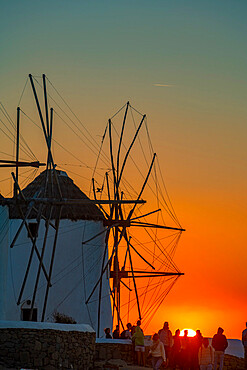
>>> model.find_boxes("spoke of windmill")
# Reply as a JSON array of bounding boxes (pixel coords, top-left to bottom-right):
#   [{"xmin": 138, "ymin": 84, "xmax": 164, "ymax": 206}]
[
  {"xmin": 112, "ymin": 289, "xmax": 116, "ymax": 326},
  {"xmin": 14, "ymin": 107, "xmax": 20, "ymax": 198},
  {"xmin": 116, "ymin": 101, "xmax": 129, "ymax": 179},
  {"xmin": 130, "ymin": 208, "xmax": 161, "ymax": 221},
  {"xmin": 10, "ymin": 176, "xmax": 51, "ymax": 294},
  {"xmin": 127, "ymin": 153, "xmax": 156, "ymax": 220},
  {"xmin": 47, "ymin": 108, "xmax": 53, "ymax": 167},
  {"xmin": 130, "ymin": 221, "xmax": 185, "ymax": 232},
  {"xmin": 85, "ymin": 227, "xmax": 125, "ymax": 304},
  {"xmin": 125, "ymin": 273, "xmax": 184, "ymax": 278},
  {"xmin": 108, "ymin": 119, "xmax": 118, "ymax": 195},
  {"xmin": 11, "ymin": 198, "xmax": 145, "ymax": 206},
  {"xmin": 29, "ymin": 74, "xmax": 53, "ymax": 167},
  {"xmin": 16, "ymin": 203, "xmax": 46, "ymax": 305},
  {"xmin": 127, "ymin": 239, "xmax": 141, "ymax": 320},
  {"xmin": 97, "ymin": 227, "xmax": 111, "ymax": 337},
  {"xmin": 11, "ymin": 171, "xmax": 56, "ymax": 230},
  {"xmin": 41, "ymin": 206, "xmax": 62, "ymax": 321},
  {"xmin": 117, "ymin": 113, "xmax": 146, "ymax": 190},
  {"xmin": 45, "ymin": 107, "xmax": 53, "ymax": 176},
  {"xmin": 43, "ymin": 74, "xmax": 50, "ymax": 136},
  {"xmin": 120, "ymin": 279, "xmax": 132, "ymax": 291},
  {"xmin": 29, "ymin": 206, "xmax": 53, "ymax": 320},
  {"xmin": 105, "ymin": 172, "xmax": 112, "ymax": 215},
  {"xmin": 92, "ymin": 178, "xmax": 110, "ymax": 219},
  {"xmin": 0, "ymin": 160, "xmax": 45, "ymax": 168},
  {"xmin": 123, "ymin": 230, "xmax": 155, "ymax": 270},
  {"xmin": 123, "ymin": 244, "xmax": 128, "ymax": 270},
  {"xmin": 82, "ymin": 224, "xmax": 115, "ymax": 245},
  {"xmin": 29, "ymin": 75, "xmax": 63, "ymax": 199},
  {"xmin": 10, "ymin": 201, "xmax": 35, "ymax": 248}
]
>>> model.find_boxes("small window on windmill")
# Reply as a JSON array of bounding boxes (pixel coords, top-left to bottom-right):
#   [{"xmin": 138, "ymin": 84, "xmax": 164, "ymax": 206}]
[
  {"xmin": 21, "ymin": 300, "xmax": 37, "ymax": 322},
  {"xmin": 27, "ymin": 222, "xmax": 38, "ymax": 239}
]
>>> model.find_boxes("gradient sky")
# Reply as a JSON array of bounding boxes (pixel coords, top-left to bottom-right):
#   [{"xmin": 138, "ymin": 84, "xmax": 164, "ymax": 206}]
[{"xmin": 1, "ymin": 0, "xmax": 247, "ymax": 339}]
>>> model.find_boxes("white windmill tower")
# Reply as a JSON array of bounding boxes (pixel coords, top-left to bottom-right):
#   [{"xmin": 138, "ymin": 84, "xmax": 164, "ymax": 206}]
[{"xmin": 0, "ymin": 75, "xmax": 114, "ymax": 337}]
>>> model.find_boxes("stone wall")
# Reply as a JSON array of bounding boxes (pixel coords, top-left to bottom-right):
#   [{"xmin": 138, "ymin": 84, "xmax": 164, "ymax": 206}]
[
  {"xmin": 0, "ymin": 326, "xmax": 95, "ymax": 370},
  {"xmin": 94, "ymin": 340, "xmax": 151, "ymax": 367},
  {"xmin": 94, "ymin": 341, "xmax": 245, "ymax": 370},
  {"xmin": 95, "ymin": 340, "xmax": 138, "ymax": 363},
  {"xmin": 0, "ymin": 327, "xmax": 245, "ymax": 370},
  {"xmin": 223, "ymin": 354, "xmax": 245, "ymax": 369}
]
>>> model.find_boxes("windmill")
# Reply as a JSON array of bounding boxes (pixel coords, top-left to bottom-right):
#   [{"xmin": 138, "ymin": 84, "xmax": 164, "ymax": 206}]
[
  {"xmin": 0, "ymin": 75, "xmax": 185, "ymax": 337},
  {"xmin": 84, "ymin": 102, "xmax": 185, "ymax": 336}
]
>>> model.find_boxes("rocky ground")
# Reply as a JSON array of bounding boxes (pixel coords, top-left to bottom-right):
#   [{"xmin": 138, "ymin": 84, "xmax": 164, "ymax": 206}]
[
  {"xmin": 94, "ymin": 354, "xmax": 245, "ymax": 370},
  {"xmin": 0, "ymin": 354, "xmax": 245, "ymax": 369}
]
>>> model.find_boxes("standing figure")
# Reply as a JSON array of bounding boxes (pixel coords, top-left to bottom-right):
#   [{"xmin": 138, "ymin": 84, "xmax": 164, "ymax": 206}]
[
  {"xmin": 158, "ymin": 321, "xmax": 173, "ymax": 365},
  {"xmin": 104, "ymin": 327, "xmax": 112, "ymax": 338},
  {"xmin": 170, "ymin": 329, "xmax": 181, "ymax": 370},
  {"xmin": 132, "ymin": 320, "xmax": 146, "ymax": 367},
  {"xmin": 113, "ymin": 324, "xmax": 120, "ymax": 339},
  {"xmin": 121, "ymin": 322, "xmax": 132, "ymax": 339},
  {"xmin": 149, "ymin": 333, "xmax": 166, "ymax": 370},
  {"xmin": 198, "ymin": 338, "xmax": 214, "ymax": 370},
  {"xmin": 191, "ymin": 329, "xmax": 203, "ymax": 369},
  {"xmin": 212, "ymin": 327, "xmax": 228, "ymax": 370},
  {"xmin": 242, "ymin": 322, "xmax": 247, "ymax": 369},
  {"xmin": 180, "ymin": 330, "xmax": 191, "ymax": 370}
]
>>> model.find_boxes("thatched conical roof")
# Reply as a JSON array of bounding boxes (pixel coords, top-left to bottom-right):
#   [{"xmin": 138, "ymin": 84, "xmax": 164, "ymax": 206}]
[{"xmin": 8, "ymin": 169, "xmax": 104, "ymax": 221}]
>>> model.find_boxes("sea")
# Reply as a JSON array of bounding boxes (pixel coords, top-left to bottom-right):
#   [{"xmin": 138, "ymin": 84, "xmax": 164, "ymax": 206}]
[
  {"xmin": 103, "ymin": 337, "xmax": 245, "ymax": 359},
  {"xmin": 209, "ymin": 338, "xmax": 244, "ymax": 358},
  {"xmin": 144, "ymin": 337, "xmax": 244, "ymax": 359}
]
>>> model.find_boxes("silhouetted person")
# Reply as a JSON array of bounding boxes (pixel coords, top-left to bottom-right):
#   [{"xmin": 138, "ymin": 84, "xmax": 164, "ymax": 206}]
[
  {"xmin": 104, "ymin": 327, "xmax": 112, "ymax": 338},
  {"xmin": 149, "ymin": 333, "xmax": 166, "ymax": 370},
  {"xmin": 180, "ymin": 330, "xmax": 191, "ymax": 370},
  {"xmin": 170, "ymin": 329, "xmax": 181, "ymax": 370},
  {"xmin": 132, "ymin": 320, "xmax": 145, "ymax": 366},
  {"xmin": 131, "ymin": 324, "xmax": 136, "ymax": 336},
  {"xmin": 212, "ymin": 327, "xmax": 228, "ymax": 370},
  {"xmin": 131, "ymin": 325, "xmax": 137, "ymax": 363},
  {"xmin": 121, "ymin": 322, "xmax": 132, "ymax": 339},
  {"xmin": 198, "ymin": 337, "xmax": 213, "ymax": 370},
  {"xmin": 158, "ymin": 321, "xmax": 173, "ymax": 365},
  {"xmin": 242, "ymin": 322, "xmax": 247, "ymax": 369},
  {"xmin": 191, "ymin": 329, "xmax": 203, "ymax": 369},
  {"xmin": 113, "ymin": 324, "xmax": 120, "ymax": 339}
]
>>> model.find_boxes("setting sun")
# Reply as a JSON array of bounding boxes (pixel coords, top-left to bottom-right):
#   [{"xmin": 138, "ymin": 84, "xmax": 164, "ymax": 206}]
[{"xmin": 180, "ymin": 329, "xmax": 197, "ymax": 337}]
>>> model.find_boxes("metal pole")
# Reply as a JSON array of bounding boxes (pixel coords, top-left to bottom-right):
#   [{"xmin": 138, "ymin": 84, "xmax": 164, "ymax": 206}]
[{"xmin": 14, "ymin": 107, "xmax": 20, "ymax": 198}]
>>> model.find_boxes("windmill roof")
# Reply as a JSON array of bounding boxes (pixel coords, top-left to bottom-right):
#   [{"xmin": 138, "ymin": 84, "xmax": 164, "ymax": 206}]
[{"xmin": 8, "ymin": 169, "xmax": 104, "ymax": 221}]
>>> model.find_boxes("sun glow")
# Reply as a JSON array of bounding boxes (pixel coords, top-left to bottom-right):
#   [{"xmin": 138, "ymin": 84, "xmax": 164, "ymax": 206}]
[{"xmin": 180, "ymin": 329, "xmax": 197, "ymax": 337}]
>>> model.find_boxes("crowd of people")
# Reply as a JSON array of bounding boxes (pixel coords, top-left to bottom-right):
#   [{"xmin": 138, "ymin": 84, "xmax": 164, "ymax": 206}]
[{"xmin": 104, "ymin": 321, "xmax": 240, "ymax": 370}]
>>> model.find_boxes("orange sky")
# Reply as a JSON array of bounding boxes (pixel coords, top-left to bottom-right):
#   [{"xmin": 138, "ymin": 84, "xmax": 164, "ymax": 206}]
[{"xmin": 1, "ymin": 1, "xmax": 247, "ymax": 340}]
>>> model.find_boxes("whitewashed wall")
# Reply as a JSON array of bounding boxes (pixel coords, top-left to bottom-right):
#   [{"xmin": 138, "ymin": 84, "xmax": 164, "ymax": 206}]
[{"xmin": 2, "ymin": 217, "xmax": 112, "ymax": 337}]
